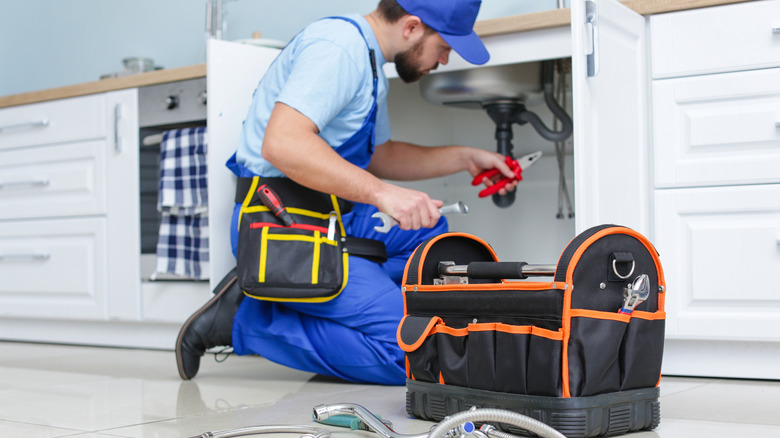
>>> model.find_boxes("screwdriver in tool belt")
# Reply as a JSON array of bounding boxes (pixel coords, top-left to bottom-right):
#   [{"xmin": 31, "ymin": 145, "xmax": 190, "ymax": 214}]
[{"xmin": 256, "ymin": 184, "xmax": 296, "ymax": 227}]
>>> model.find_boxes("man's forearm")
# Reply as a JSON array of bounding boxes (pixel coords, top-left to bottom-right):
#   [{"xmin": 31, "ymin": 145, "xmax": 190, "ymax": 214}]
[{"xmin": 367, "ymin": 141, "xmax": 473, "ymax": 181}]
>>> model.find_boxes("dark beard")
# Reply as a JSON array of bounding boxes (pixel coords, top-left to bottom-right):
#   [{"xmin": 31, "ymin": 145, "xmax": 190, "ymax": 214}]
[{"xmin": 393, "ymin": 40, "xmax": 428, "ymax": 83}]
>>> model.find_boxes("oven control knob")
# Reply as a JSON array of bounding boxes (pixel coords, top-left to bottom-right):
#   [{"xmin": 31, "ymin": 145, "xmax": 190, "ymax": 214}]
[{"xmin": 165, "ymin": 95, "xmax": 179, "ymax": 110}]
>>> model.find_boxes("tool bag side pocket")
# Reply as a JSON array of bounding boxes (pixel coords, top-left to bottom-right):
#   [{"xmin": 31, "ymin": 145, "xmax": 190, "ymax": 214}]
[
  {"xmin": 236, "ymin": 177, "xmax": 348, "ymax": 303},
  {"xmin": 559, "ymin": 225, "xmax": 666, "ymax": 398}
]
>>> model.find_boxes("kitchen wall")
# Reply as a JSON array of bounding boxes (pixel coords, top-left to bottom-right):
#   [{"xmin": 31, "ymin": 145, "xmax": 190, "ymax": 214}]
[{"xmin": 0, "ymin": 0, "xmax": 567, "ymax": 97}]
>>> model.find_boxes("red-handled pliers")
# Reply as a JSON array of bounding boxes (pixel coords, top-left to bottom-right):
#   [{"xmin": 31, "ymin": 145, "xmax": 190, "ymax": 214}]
[{"xmin": 471, "ymin": 151, "xmax": 542, "ymax": 198}]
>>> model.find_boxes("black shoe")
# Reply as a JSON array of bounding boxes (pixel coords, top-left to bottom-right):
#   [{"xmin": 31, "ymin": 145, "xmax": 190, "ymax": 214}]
[{"xmin": 176, "ymin": 268, "xmax": 244, "ymax": 380}]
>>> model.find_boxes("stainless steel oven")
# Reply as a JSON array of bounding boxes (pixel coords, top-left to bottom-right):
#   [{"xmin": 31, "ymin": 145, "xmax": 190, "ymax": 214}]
[{"xmin": 137, "ymin": 78, "xmax": 207, "ymax": 280}]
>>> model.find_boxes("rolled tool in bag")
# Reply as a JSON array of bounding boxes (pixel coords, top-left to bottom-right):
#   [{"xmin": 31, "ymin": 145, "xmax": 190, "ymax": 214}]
[{"xmin": 398, "ymin": 225, "xmax": 666, "ymax": 438}]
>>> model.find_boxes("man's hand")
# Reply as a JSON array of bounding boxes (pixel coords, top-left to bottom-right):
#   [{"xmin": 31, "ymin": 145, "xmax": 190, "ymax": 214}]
[
  {"xmin": 374, "ymin": 184, "xmax": 443, "ymax": 230},
  {"xmin": 467, "ymin": 149, "xmax": 519, "ymax": 196}
]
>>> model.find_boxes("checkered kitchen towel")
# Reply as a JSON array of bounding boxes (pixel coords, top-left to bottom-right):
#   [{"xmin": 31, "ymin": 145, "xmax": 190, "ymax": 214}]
[
  {"xmin": 154, "ymin": 127, "xmax": 210, "ymax": 280},
  {"xmin": 157, "ymin": 127, "xmax": 208, "ymax": 215},
  {"xmin": 155, "ymin": 213, "xmax": 210, "ymax": 280}
]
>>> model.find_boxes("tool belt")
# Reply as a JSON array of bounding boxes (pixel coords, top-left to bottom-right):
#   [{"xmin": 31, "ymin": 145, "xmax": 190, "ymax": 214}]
[
  {"xmin": 398, "ymin": 225, "xmax": 666, "ymax": 437},
  {"xmin": 235, "ymin": 176, "xmax": 386, "ymax": 303}
]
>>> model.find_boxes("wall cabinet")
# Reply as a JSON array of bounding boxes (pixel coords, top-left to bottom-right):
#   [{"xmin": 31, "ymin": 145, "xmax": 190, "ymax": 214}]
[{"xmin": 650, "ymin": 0, "xmax": 780, "ymax": 378}]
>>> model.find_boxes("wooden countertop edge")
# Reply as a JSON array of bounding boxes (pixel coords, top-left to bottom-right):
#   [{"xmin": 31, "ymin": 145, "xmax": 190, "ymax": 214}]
[
  {"xmin": 0, "ymin": 64, "xmax": 206, "ymax": 109},
  {"xmin": 0, "ymin": 0, "xmax": 756, "ymax": 109},
  {"xmin": 474, "ymin": 8, "xmax": 570, "ymax": 37},
  {"xmin": 474, "ymin": 0, "xmax": 754, "ymax": 36}
]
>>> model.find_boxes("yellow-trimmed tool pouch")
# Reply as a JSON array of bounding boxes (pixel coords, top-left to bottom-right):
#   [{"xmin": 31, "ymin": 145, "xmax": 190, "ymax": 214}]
[
  {"xmin": 235, "ymin": 177, "xmax": 386, "ymax": 303},
  {"xmin": 398, "ymin": 225, "xmax": 666, "ymax": 437}
]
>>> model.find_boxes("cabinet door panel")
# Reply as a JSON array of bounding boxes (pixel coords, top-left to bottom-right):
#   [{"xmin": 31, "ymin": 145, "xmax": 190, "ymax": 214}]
[
  {"xmin": 0, "ymin": 218, "xmax": 108, "ymax": 320},
  {"xmin": 571, "ymin": 0, "xmax": 650, "ymax": 234},
  {"xmin": 206, "ymin": 40, "xmax": 280, "ymax": 289},
  {"xmin": 0, "ymin": 94, "xmax": 106, "ymax": 150},
  {"xmin": 653, "ymin": 68, "xmax": 780, "ymax": 188},
  {"xmin": 104, "ymin": 89, "xmax": 141, "ymax": 320},
  {"xmin": 655, "ymin": 184, "xmax": 780, "ymax": 341},
  {"xmin": 0, "ymin": 140, "xmax": 106, "ymax": 219},
  {"xmin": 651, "ymin": 0, "xmax": 780, "ymax": 78}
]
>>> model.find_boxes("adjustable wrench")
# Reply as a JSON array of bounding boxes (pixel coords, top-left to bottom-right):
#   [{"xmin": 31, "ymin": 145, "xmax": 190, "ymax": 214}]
[
  {"xmin": 619, "ymin": 274, "xmax": 650, "ymax": 315},
  {"xmin": 372, "ymin": 201, "xmax": 469, "ymax": 233}
]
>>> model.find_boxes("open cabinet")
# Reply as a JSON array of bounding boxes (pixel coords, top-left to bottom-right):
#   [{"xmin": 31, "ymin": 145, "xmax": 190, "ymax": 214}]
[{"xmin": 379, "ymin": 0, "xmax": 648, "ymax": 265}]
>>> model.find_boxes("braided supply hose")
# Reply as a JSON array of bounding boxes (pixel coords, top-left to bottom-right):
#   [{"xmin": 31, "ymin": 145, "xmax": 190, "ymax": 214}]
[
  {"xmin": 190, "ymin": 425, "xmax": 332, "ymax": 438},
  {"xmin": 427, "ymin": 408, "xmax": 566, "ymax": 438}
]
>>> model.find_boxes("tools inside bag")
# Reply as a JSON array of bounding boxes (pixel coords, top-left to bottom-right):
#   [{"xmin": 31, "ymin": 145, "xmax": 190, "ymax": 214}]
[{"xmin": 397, "ymin": 225, "xmax": 666, "ymax": 438}]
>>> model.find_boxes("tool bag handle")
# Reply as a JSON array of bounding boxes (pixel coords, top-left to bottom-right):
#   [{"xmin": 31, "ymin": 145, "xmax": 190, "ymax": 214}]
[{"xmin": 441, "ymin": 262, "xmax": 556, "ymax": 280}]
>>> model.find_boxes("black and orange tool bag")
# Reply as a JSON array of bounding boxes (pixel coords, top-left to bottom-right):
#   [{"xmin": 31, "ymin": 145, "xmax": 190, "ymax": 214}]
[{"xmin": 397, "ymin": 225, "xmax": 666, "ymax": 437}]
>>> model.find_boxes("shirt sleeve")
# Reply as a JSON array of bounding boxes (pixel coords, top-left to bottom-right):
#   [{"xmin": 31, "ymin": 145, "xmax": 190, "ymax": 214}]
[{"xmin": 275, "ymin": 38, "xmax": 367, "ymax": 133}]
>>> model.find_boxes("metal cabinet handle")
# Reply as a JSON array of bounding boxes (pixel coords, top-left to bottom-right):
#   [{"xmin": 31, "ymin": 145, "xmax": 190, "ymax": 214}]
[
  {"xmin": 0, "ymin": 178, "xmax": 50, "ymax": 189},
  {"xmin": 113, "ymin": 103, "xmax": 123, "ymax": 153},
  {"xmin": 585, "ymin": 0, "xmax": 599, "ymax": 78},
  {"xmin": 0, "ymin": 119, "xmax": 50, "ymax": 134},
  {"xmin": 0, "ymin": 252, "xmax": 51, "ymax": 262}
]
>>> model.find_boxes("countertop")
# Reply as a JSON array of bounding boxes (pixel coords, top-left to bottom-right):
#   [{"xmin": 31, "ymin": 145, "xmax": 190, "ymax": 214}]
[{"xmin": 0, "ymin": 0, "xmax": 753, "ymax": 109}]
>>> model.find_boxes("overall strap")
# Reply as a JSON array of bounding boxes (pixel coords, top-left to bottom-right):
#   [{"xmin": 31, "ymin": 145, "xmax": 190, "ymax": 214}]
[{"xmin": 324, "ymin": 16, "xmax": 378, "ymax": 97}]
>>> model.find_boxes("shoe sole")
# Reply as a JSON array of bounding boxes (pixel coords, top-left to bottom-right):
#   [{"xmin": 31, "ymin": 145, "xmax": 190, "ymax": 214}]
[{"xmin": 175, "ymin": 272, "xmax": 239, "ymax": 380}]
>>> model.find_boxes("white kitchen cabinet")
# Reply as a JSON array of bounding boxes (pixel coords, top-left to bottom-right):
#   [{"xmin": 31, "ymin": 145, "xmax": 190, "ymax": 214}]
[
  {"xmin": 650, "ymin": 0, "xmax": 780, "ymax": 378},
  {"xmin": 0, "ymin": 140, "xmax": 106, "ymax": 220},
  {"xmin": 653, "ymin": 66, "xmax": 780, "ymax": 188},
  {"xmin": 0, "ymin": 44, "xmax": 281, "ymax": 348},
  {"xmin": 655, "ymin": 184, "xmax": 780, "ymax": 340},
  {"xmin": 0, "ymin": 217, "xmax": 108, "ymax": 320},
  {"xmin": 650, "ymin": 0, "xmax": 780, "ymax": 78},
  {"xmin": 0, "ymin": 90, "xmax": 140, "ymax": 323},
  {"xmin": 0, "ymin": 94, "xmax": 105, "ymax": 151}
]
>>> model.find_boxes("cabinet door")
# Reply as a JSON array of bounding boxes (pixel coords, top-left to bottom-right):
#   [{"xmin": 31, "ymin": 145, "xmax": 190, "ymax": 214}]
[
  {"xmin": 653, "ymin": 68, "xmax": 780, "ymax": 188},
  {"xmin": 0, "ymin": 94, "xmax": 106, "ymax": 151},
  {"xmin": 104, "ymin": 89, "xmax": 142, "ymax": 320},
  {"xmin": 571, "ymin": 0, "xmax": 650, "ymax": 235},
  {"xmin": 650, "ymin": 0, "xmax": 780, "ymax": 78},
  {"xmin": 206, "ymin": 40, "xmax": 281, "ymax": 290},
  {"xmin": 0, "ymin": 218, "xmax": 108, "ymax": 319},
  {"xmin": 655, "ymin": 184, "xmax": 780, "ymax": 343}
]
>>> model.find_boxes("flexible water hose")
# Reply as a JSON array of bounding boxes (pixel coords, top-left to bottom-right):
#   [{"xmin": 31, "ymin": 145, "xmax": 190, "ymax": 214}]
[
  {"xmin": 427, "ymin": 408, "xmax": 566, "ymax": 438},
  {"xmin": 190, "ymin": 424, "xmax": 332, "ymax": 438}
]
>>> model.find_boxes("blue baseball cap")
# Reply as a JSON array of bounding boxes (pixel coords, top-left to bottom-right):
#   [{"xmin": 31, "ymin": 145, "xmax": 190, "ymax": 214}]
[{"xmin": 396, "ymin": 0, "xmax": 489, "ymax": 65}]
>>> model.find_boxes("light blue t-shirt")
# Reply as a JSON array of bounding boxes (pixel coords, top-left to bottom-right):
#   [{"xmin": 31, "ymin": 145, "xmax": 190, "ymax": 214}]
[{"xmin": 235, "ymin": 14, "xmax": 391, "ymax": 177}]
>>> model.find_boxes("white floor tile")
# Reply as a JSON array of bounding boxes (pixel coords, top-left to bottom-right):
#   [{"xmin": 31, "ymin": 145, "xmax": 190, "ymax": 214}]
[
  {"xmin": 660, "ymin": 378, "xmax": 780, "ymax": 424},
  {"xmin": 0, "ymin": 420, "xmax": 83, "ymax": 438},
  {"xmin": 2, "ymin": 341, "xmax": 780, "ymax": 438}
]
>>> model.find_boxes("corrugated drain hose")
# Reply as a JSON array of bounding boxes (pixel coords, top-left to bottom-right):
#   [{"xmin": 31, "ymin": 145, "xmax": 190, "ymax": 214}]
[{"xmin": 427, "ymin": 408, "xmax": 566, "ymax": 438}]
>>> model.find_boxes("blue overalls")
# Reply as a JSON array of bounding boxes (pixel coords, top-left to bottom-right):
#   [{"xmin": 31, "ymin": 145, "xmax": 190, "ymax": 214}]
[{"xmin": 226, "ymin": 17, "xmax": 447, "ymax": 385}]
